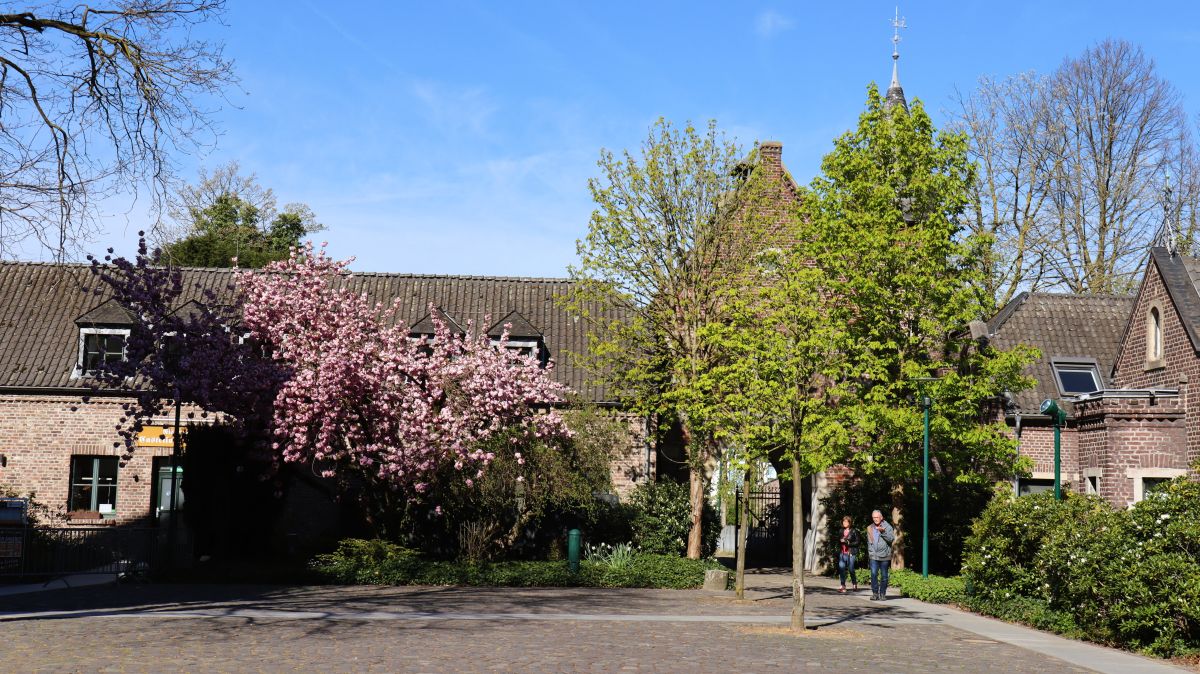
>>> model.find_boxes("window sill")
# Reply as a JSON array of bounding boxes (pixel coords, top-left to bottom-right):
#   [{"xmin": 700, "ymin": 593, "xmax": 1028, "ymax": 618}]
[
  {"xmin": 1144, "ymin": 359, "xmax": 1165, "ymax": 372},
  {"xmin": 66, "ymin": 511, "xmax": 116, "ymax": 525}
]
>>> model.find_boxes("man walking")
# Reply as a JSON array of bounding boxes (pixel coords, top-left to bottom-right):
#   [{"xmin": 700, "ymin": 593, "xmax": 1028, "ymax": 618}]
[{"xmin": 866, "ymin": 509, "xmax": 895, "ymax": 601}]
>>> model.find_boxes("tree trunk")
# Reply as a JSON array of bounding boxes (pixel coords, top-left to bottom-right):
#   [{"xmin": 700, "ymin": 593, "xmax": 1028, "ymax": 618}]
[
  {"xmin": 735, "ymin": 465, "xmax": 754, "ymax": 599},
  {"xmin": 686, "ymin": 467, "xmax": 705, "ymax": 559},
  {"xmin": 791, "ymin": 458, "xmax": 806, "ymax": 631},
  {"xmin": 890, "ymin": 482, "xmax": 905, "ymax": 570}
]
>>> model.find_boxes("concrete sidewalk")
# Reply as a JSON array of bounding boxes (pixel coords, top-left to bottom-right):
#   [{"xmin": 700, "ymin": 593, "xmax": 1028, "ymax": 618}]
[
  {"xmin": 0, "ymin": 572, "xmax": 117, "ymax": 598},
  {"xmin": 792, "ymin": 571, "xmax": 1191, "ymax": 674}
]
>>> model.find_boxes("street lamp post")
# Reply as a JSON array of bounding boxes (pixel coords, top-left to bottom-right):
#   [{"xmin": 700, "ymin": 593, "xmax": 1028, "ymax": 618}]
[
  {"xmin": 1039, "ymin": 399, "xmax": 1066, "ymax": 500},
  {"xmin": 921, "ymin": 394, "xmax": 931, "ymax": 578}
]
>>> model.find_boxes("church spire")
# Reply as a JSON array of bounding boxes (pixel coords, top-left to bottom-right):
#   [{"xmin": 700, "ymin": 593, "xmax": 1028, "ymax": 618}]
[{"xmin": 886, "ymin": 7, "xmax": 908, "ymax": 112}]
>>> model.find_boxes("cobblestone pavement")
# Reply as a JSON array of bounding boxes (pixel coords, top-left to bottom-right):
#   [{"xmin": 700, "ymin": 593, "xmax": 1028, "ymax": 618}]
[{"xmin": 0, "ymin": 571, "xmax": 1099, "ymax": 673}]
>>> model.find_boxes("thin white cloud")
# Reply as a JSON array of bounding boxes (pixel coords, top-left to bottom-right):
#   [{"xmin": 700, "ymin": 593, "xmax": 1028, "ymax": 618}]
[
  {"xmin": 755, "ymin": 10, "xmax": 794, "ymax": 39},
  {"xmin": 410, "ymin": 80, "xmax": 497, "ymax": 137}
]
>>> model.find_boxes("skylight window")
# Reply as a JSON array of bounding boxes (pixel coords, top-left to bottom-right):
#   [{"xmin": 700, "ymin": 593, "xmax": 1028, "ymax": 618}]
[{"xmin": 1051, "ymin": 359, "xmax": 1102, "ymax": 396}]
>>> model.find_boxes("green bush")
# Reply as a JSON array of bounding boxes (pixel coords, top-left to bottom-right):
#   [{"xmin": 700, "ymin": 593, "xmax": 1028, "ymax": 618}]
[
  {"xmin": 626, "ymin": 478, "xmax": 719, "ymax": 557},
  {"xmin": 309, "ymin": 538, "xmax": 723, "ymax": 589},
  {"xmin": 961, "ymin": 490, "xmax": 1106, "ymax": 601},
  {"xmin": 961, "ymin": 481, "xmax": 1200, "ymax": 657},
  {"xmin": 890, "ymin": 568, "xmax": 968, "ymax": 604}
]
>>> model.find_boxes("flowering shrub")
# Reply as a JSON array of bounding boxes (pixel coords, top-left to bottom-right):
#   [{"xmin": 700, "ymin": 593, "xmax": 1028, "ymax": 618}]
[{"xmin": 963, "ymin": 480, "xmax": 1200, "ymax": 657}]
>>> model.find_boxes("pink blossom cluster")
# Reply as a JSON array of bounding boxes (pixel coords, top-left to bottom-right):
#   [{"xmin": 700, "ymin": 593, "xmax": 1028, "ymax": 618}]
[{"xmin": 239, "ymin": 243, "xmax": 571, "ymax": 498}]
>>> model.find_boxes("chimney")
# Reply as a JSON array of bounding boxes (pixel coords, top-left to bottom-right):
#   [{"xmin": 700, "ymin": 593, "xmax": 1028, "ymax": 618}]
[{"xmin": 759, "ymin": 141, "xmax": 783, "ymax": 180}]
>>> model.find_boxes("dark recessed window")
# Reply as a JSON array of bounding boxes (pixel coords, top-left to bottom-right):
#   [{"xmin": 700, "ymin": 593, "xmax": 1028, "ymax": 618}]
[
  {"xmin": 1051, "ymin": 360, "xmax": 1102, "ymax": 396},
  {"xmin": 1018, "ymin": 478, "xmax": 1055, "ymax": 496}
]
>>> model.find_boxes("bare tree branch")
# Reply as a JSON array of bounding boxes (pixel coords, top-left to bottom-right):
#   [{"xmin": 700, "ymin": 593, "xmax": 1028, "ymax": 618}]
[{"xmin": 0, "ymin": 1, "xmax": 235, "ymax": 261}]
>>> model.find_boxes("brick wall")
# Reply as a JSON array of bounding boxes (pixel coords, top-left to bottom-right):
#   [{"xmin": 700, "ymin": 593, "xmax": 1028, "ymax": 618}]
[
  {"xmin": 1110, "ymin": 259, "xmax": 1200, "ymax": 476},
  {"xmin": 0, "ymin": 393, "xmax": 203, "ymax": 525},
  {"xmin": 598, "ymin": 410, "xmax": 654, "ymax": 499},
  {"xmin": 1075, "ymin": 395, "xmax": 1187, "ymax": 508}
]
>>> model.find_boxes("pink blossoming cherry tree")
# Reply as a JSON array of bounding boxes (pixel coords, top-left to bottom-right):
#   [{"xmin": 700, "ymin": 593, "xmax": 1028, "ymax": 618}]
[{"xmin": 239, "ymin": 244, "xmax": 571, "ymax": 523}]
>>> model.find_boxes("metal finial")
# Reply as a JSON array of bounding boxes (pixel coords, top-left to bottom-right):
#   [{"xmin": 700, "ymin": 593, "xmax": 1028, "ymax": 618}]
[
  {"xmin": 1158, "ymin": 172, "xmax": 1180, "ymax": 256},
  {"xmin": 890, "ymin": 7, "xmax": 907, "ymax": 91}
]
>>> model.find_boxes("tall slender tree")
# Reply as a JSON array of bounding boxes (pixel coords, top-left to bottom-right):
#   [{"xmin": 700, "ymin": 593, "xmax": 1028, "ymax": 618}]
[{"xmin": 567, "ymin": 118, "xmax": 769, "ymax": 559}]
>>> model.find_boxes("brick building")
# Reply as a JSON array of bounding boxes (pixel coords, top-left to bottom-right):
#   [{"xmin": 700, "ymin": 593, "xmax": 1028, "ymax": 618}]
[
  {"xmin": 0, "ymin": 262, "xmax": 650, "ymax": 529},
  {"xmin": 984, "ymin": 247, "xmax": 1200, "ymax": 508}
]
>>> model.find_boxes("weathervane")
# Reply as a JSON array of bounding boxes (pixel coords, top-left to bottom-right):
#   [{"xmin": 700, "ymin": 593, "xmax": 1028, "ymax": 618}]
[
  {"xmin": 1158, "ymin": 173, "xmax": 1181, "ymax": 256},
  {"xmin": 892, "ymin": 7, "xmax": 906, "ymax": 60}
]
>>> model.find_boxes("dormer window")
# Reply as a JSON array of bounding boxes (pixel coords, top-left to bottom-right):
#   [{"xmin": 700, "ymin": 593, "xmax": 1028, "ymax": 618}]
[
  {"xmin": 487, "ymin": 311, "xmax": 546, "ymax": 366},
  {"xmin": 74, "ymin": 299, "xmax": 134, "ymax": 377},
  {"xmin": 80, "ymin": 328, "xmax": 129, "ymax": 373},
  {"xmin": 1050, "ymin": 358, "xmax": 1103, "ymax": 397},
  {"xmin": 1146, "ymin": 302, "xmax": 1165, "ymax": 369}
]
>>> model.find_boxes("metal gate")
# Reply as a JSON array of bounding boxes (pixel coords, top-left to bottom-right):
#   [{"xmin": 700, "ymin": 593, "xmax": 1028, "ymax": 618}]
[
  {"xmin": 0, "ymin": 527, "xmax": 160, "ymax": 579},
  {"xmin": 734, "ymin": 484, "xmax": 785, "ymax": 564}
]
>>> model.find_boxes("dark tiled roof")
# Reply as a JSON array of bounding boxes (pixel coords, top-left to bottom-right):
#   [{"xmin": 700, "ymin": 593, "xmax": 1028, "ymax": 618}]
[
  {"xmin": 0, "ymin": 262, "xmax": 619, "ymax": 402},
  {"xmin": 1154, "ymin": 248, "xmax": 1200, "ymax": 352},
  {"xmin": 987, "ymin": 291, "xmax": 1135, "ymax": 414},
  {"xmin": 75, "ymin": 298, "xmax": 134, "ymax": 326},
  {"xmin": 487, "ymin": 310, "xmax": 542, "ymax": 339}
]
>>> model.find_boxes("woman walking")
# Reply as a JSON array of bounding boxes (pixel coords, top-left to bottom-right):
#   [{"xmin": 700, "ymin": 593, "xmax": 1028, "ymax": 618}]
[{"xmin": 837, "ymin": 515, "xmax": 861, "ymax": 593}]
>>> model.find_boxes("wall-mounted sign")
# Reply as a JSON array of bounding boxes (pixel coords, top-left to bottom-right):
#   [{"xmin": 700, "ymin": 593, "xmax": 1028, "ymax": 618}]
[{"xmin": 136, "ymin": 425, "xmax": 187, "ymax": 449}]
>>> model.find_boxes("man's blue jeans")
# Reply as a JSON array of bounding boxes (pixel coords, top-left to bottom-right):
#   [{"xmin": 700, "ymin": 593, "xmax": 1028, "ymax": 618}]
[
  {"xmin": 869, "ymin": 558, "xmax": 890, "ymax": 597},
  {"xmin": 838, "ymin": 553, "xmax": 857, "ymax": 587}
]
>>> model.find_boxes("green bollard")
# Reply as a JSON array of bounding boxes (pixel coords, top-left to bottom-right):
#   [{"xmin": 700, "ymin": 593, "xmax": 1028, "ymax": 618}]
[{"xmin": 567, "ymin": 528, "xmax": 581, "ymax": 574}]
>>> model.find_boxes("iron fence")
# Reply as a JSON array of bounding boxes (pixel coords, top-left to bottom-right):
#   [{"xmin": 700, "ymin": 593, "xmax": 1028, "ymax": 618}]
[{"xmin": 0, "ymin": 526, "xmax": 160, "ymax": 579}]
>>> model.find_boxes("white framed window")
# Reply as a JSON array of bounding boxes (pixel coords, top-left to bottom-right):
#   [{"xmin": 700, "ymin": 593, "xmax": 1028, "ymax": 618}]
[
  {"xmin": 76, "ymin": 327, "xmax": 130, "ymax": 376},
  {"xmin": 1146, "ymin": 303, "xmax": 1165, "ymax": 369},
  {"xmin": 1127, "ymin": 468, "xmax": 1187, "ymax": 503},
  {"xmin": 1050, "ymin": 358, "xmax": 1103, "ymax": 397},
  {"xmin": 1083, "ymin": 468, "xmax": 1102, "ymax": 496}
]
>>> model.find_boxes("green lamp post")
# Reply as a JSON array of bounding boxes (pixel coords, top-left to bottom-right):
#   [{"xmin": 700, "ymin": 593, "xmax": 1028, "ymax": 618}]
[
  {"xmin": 1039, "ymin": 399, "xmax": 1067, "ymax": 500},
  {"xmin": 921, "ymin": 393, "xmax": 931, "ymax": 578}
]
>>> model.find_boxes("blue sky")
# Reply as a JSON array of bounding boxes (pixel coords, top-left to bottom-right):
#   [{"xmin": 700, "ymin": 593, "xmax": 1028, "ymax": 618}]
[{"xmin": 90, "ymin": 1, "xmax": 1200, "ymax": 276}]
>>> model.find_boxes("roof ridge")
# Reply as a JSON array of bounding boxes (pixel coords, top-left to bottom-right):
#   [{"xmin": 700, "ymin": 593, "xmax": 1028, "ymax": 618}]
[{"xmin": 0, "ymin": 259, "xmax": 573, "ymax": 283}]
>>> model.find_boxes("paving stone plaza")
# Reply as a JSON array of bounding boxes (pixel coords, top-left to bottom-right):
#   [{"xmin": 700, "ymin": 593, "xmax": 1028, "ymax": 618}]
[{"xmin": 1, "ymin": 570, "xmax": 1188, "ymax": 673}]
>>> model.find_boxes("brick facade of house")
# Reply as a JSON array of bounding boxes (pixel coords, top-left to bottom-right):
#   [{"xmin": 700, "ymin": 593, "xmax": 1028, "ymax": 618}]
[{"xmin": 0, "ymin": 393, "xmax": 201, "ymax": 525}]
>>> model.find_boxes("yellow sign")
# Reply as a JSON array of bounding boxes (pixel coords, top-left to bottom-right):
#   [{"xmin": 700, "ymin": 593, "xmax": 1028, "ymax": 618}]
[{"xmin": 136, "ymin": 425, "xmax": 187, "ymax": 449}]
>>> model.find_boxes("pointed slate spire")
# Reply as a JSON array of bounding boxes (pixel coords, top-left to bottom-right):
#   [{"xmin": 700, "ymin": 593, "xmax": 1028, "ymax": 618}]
[{"xmin": 885, "ymin": 7, "xmax": 909, "ymax": 112}]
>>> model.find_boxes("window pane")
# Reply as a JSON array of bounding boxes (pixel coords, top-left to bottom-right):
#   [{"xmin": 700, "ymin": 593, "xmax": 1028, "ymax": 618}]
[
  {"xmin": 72, "ymin": 456, "xmax": 98, "ymax": 482},
  {"xmin": 1143, "ymin": 477, "xmax": 1170, "ymax": 496},
  {"xmin": 1057, "ymin": 368, "xmax": 1100, "ymax": 394},
  {"xmin": 69, "ymin": 485, "xmax": 95, "ymax": 511}
]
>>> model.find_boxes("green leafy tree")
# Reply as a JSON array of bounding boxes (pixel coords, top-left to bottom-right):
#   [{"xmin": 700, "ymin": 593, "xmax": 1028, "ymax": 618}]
[
  {"xmin": 803, "ymin": 85, "xmax": 1037, "ymax": 567},
  {"xmin": 699, "ymin": 244, "xmax": 853, "ymax": 628},
  {"xmin": 567, "ymin": 118, "xmax": 769, "ymax": 559},
  {"xmin": 162, "ymin": 162, "xmax": 324, "ymax": 268}
]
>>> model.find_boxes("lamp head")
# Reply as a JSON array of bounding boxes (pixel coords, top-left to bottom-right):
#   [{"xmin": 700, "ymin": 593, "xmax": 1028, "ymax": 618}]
[{"xmin": 1040, "ymin": 399, "xmax": 1066, "ymax": 424}]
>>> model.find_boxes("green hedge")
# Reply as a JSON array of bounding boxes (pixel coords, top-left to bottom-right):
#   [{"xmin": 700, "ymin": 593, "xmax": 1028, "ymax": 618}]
[
  {"xmin": 890, "ymin": 568, "xmax": 1083, "ymax": 639},
  {"xmin": 309, "ymin": 538, "xmax": 725, "ymax": 590},
  {"xmin": 959, "ymin": 481, "xmax": 1200, "ymax": 657}
]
